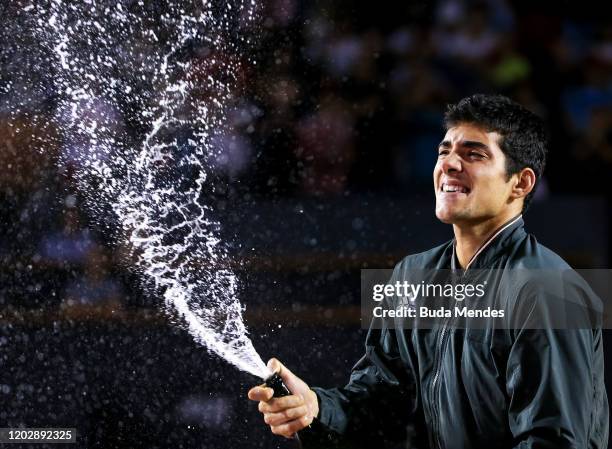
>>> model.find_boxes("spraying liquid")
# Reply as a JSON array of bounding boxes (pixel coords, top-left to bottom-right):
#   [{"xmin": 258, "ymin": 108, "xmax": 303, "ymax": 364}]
[{"xmin": 29, "ymin": 0, "xmax": 272, "ymax": 379}]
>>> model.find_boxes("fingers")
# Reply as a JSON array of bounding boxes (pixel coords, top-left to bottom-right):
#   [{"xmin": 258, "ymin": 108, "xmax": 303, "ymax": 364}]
[
  {"xmin": 249, "ymin": 359, "xmax": 314, "ymax": 439},
  {"xmin": 248, "ymin": 386, "xmax": 273, "ymax": 402},
  {"xmin": 263, "ymin": 404, "xmax": 309, "ymax": 426},
  {"xmin": 270, "ymin": 415, "xmax": 312, "ymax": 438},
  {"xmin": 258, "ymin": 394, "xmax": 304, "ymax": 413}
]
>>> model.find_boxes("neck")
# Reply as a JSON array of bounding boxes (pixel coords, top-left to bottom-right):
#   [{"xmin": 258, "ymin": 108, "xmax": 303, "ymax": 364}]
[{"xmin": 453, "ymin": 211, "xmax": 521, "ymax": 269}]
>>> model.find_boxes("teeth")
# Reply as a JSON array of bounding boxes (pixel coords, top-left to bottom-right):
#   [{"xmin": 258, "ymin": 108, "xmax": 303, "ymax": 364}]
[{"xmin": 442, "ymin": 184, "xmax": 468, "ymax": 193}]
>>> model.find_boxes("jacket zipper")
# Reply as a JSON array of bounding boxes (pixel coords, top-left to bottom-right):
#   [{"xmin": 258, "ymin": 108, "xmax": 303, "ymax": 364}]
[
  {"xmin": 430, "ymin": 318, "xmax": 450, "ymax": 449},
  {"xmin": 429, "ymin": 268, "xmax": 463, "ymax": 449}
]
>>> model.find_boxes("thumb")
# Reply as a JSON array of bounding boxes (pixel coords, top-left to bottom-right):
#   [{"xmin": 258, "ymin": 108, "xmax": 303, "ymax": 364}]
[
  {"xmin": 267, "ymin": 358, "xmax": 306, "ymax": 395},
  {"xmin": 267, "ymin": 358, "xmax": 282, "ymax": 376}
]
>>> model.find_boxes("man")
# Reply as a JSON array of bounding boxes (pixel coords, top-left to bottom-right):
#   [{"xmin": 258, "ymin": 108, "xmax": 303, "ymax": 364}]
[{"xmin": 248, "ymin": 94, "xmax": 609, "ymax": 448}]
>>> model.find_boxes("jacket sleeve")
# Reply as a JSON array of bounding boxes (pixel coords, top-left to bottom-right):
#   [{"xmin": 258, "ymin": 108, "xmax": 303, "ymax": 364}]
[
  {"xmin": 506, "ymin": 276, "xmax": 608, "ymax": 448},
  {"xmin": 299, "ymin": 267, "xmax": 419, "ymax": 448}
]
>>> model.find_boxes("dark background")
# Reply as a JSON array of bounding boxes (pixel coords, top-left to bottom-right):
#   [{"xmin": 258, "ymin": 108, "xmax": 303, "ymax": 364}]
[{"xmin": 0, "ymin": 0, "xmax": 611, "ymax": 448}]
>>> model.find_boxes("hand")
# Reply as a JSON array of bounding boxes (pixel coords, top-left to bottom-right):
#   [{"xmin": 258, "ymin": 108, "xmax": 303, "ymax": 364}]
[{"xmin": 248, "ymin": 358, "xmax": 319, "ymax": 438}]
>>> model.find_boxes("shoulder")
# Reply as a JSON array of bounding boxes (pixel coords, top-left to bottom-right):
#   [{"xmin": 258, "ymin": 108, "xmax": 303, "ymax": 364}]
[
  {"xmin": 502, "ymin": 233, "xmax": 600, "ymax": 327},
  {"xmin": 506, "ymin": 233, "xmax": 571, "ymax": 270},
  {"xmin": 503, "ymin": 233, "xmax": 574, "ymax": 297}
]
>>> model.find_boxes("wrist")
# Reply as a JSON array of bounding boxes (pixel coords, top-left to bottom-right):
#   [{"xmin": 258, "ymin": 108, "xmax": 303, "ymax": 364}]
[{"xmin": 308, "ymin": 389, "xmax": 319, "ymax": 419}]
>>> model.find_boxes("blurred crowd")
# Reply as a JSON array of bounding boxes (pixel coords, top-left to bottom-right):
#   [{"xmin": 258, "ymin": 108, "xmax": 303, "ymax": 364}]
[
  {"xmin": 1, "ymin": 0, "xmax": 611, "ymax": 311},
  {"xmin": 0, "ymin": 2, "xmax": 610, "ymax": 445},
  {"xmin": 233, "ymin": 0, "xmax": 612, "ymax": 197}
]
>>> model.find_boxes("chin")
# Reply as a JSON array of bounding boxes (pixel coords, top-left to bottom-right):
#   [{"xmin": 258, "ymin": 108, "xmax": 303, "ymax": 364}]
[
  {"xmin": 435, "ymin": 208, "xmax": 456, "ymax": 224},
  {"xmin": 435, "ymin": 204, "xmax": 471, "ymax": 224}
]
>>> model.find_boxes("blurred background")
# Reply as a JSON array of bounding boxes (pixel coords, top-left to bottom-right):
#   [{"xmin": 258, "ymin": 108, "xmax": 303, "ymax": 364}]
[{"xmin": 0, "ymin": 0, "xmax": 611, "ymax": 447}]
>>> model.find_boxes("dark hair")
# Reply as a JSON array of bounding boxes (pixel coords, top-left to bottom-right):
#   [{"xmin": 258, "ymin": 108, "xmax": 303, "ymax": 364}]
[{"xmin": 444, "ymin": 94, "xmax": 547, "ymax": 212}]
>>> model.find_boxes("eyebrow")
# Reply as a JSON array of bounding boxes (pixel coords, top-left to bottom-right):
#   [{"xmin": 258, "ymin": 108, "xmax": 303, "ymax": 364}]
[{"xmin": 438, "ymin": 140, "xmax": 490, "ymax": 151}]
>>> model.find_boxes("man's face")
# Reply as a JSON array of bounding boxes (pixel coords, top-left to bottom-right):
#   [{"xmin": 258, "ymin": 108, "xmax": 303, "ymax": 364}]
[{"xmin": 434, "ymin": 123, "xmax": 518, "ymax": 225}]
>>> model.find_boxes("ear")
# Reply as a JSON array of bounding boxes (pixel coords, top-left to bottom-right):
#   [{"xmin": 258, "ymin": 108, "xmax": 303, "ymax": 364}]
[{"xmin": 511, "ymin": 168, "xmax": 536, "ymax": 201}]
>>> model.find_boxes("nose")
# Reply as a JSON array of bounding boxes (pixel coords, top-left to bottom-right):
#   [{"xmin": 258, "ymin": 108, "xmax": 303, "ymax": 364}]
[{"xmin": 440, "ymin": 150, "xmax": 462, "ymax": 173}]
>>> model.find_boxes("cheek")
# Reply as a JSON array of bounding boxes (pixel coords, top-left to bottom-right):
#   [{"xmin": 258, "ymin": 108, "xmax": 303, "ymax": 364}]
[
  {"xmin": 479, "ymin": 175, "xmax": 511, "ymax": 205},
  {"xmin": 433, "ymin": 163, "xmax": 441, "ymax": 180}
]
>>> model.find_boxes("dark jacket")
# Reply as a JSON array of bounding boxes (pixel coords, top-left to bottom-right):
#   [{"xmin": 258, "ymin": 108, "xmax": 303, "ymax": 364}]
[{"xmin": 301, "ymin": 216, "xmax": 609, "ymax": 449}]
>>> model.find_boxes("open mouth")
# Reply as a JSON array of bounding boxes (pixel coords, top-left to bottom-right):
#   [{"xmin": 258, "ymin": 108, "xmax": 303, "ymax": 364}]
[{"xmin": 440, "ymin": 183, "xmax": 470, "ymax": 194}]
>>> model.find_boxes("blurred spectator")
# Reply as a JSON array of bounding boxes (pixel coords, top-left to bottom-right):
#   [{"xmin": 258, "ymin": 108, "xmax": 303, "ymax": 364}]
[
  {"xmin": 248, "ymin": 71, "xmax": 300, "ymax": 194},
  {"xmin": 210, "ymin": 130, "xmax": 253, "ymax": 181},
  {"xmin": 61, "ymin": 246, "xmax": 122, "ymax": 310},
  {"xmin": 0, "ymin": 113, "xmax": 59, "ymax": 191},
  {"xmin": 489, "ymin": 38, "xmax": 531, "ymax": 89},
  {"xmin": 262, "ymin": 0, "xmax": 299, "ymax": 28},
  {"xmin": 432, "ymin": 2, "xmax": 501, "ymax": 64},
  {"xmin": 325, "ymin": 33, "xmax": 364, "ymax": 79},
  {"xmin": 0, "ymin": 113, "xmax": 61, "ymax": 259},
  {"xmin": 571, "ymin": 105, "xmax": 612, "ymax": 195},
  {"xmin": 295, "ymin": 94, "xmax": 355, "ymax": 195},
  {"xmin": 591, "ymin": 24, "xmax": 612, "ymax": 65},
  {"xmin": 39, "ymin": 207, "xmax": 97, "ymax": 266},
  {"xmin": 58, "ymin": 97, "xmax": 124, "ymax": 175},
  {"xmin": 562, "ymin": 58, "xmax": 612, "ymax": 133}
]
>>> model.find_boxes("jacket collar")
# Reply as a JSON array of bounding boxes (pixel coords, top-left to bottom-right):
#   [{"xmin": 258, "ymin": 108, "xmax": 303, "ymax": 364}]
[{"xmin": 451, "ymin": 214, "xmax": 524, "ymax": 270}]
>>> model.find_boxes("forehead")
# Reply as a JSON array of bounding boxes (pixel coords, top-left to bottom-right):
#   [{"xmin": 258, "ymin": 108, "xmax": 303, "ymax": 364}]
[{"xmin": 442, "ymin": 123, "xmax": 502, "ymax": 150}]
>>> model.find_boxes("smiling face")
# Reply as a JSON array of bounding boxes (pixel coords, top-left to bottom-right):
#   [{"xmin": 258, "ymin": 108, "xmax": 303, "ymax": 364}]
[{"xmin": 434, "ymin": 123, "xmax": 522, "ymax": 225}]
